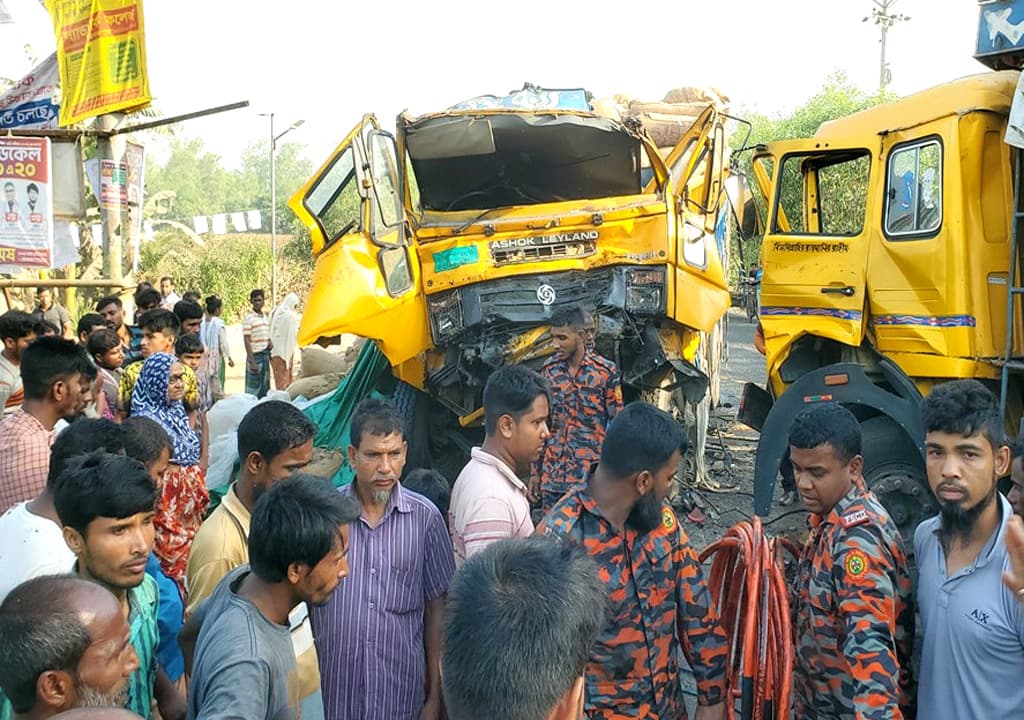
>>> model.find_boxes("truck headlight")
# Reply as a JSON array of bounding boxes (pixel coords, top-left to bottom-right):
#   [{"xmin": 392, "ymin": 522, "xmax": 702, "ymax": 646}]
[
  {"xmin": 624, "ymin": 267, "xmax": 666, "ymax": 315},
  {"xmin": 428, "ymin": 289, "xmax": 465, "ymax": 343}
]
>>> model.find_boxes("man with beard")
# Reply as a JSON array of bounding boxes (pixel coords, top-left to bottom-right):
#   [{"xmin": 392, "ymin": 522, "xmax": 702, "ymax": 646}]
[
  {"xmin": 184, "ymin": 401, "xmax": 320, "ymax": 716},
  {"xmin": 95, "ymin": 297, "xmax": 143, "ymax": 368},
  {"xmin": 450, "ymin": 365, "xmax": 551, "ymax": 566},
  {"xmin": 185, "ymin": 475, "xmax": 359, "ymax": 720},
  {"xmin": 0, "ymin": 337, "xmax": 92, "ymax": 513},
  {"xmin": 54, "ymin": 452, "xmax": 185, "ymax": 720},
  {"xmin": 531, "ymin": 305, "xmax": 622, "ymax": 516},
  {"xmin": 0, "ymin": 576, "xmax": 141, "ymax": 720},
  {"xmin": 916, "ymin": 379, "xmax": 1024, "ymax": 719},
  {"xmin": 538, "ymin": 402, "xmax": 729, "ymax": 720},
  {"xmin": 788, "ymin": 403, "xmax": 913, "ymax": 719},
  {"xmin": 312, "ymin": 399, "xmax": 455, "ymax": 720}
]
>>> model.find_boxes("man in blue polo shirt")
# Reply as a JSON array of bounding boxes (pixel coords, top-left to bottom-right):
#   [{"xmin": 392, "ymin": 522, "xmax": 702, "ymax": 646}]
[{"xmin": 916, "ymin": 379, "xmax": 1024, "ymax": 719}]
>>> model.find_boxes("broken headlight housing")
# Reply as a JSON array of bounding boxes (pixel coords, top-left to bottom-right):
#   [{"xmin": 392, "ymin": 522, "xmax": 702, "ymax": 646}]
[
  {"xmin": 428, "ymin": 289, "xmax": 465, "ymax": 344},
  {"xmin": 624, "ymin": 266, "xmax": 666, "ymax": 315}
]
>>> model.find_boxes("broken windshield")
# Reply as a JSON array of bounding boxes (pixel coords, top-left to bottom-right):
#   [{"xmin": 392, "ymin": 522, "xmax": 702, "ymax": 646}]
[{"xmin": 403, "ymin": 113, "xmax": 643, "ymax": 212}]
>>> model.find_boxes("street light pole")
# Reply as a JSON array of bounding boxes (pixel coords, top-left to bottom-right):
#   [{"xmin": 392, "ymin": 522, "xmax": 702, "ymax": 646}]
[
  {"xmin": 864, "ymin": 0, "xmax": 910, "ymax": 93},
  {"xmin": 259, "ymin": 112, "xmax": 304, "ymax": 307}
]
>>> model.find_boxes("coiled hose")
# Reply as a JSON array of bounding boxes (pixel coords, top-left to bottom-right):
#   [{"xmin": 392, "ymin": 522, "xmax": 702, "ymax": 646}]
[{"xmin": 700, "ymin": 516, "xmax": 799, "ymax": 720}]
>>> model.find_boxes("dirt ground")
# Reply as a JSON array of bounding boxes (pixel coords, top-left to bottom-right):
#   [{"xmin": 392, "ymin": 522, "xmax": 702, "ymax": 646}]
[{"xmin": 681, "ymin": 308, "xmax": 809, "ymax": 551}]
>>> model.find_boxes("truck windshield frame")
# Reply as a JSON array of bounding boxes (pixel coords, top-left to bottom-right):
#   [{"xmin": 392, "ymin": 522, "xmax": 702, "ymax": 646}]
[
  {"xmin": 404, "ymin": 113, "xmax": 644, "ymax": 212},
  {"xmin": 771, "ymin": 149, "xmax": 872, "ymax": 237}
]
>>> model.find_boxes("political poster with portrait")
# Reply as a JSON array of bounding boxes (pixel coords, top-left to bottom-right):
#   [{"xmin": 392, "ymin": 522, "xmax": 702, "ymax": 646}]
[{"xmin": 0, "ymin": 137, "xmax": 53, "ymax": 270}]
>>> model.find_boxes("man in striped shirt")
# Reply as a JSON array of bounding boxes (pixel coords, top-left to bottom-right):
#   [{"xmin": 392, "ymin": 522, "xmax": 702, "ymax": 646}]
[
  {"xmin": 311, "ymin": 399, "xmax": 455, "ymax": 720},
  {"xmin": 243, "ymin": 289, "xmax": 272, "ymax": 398}
]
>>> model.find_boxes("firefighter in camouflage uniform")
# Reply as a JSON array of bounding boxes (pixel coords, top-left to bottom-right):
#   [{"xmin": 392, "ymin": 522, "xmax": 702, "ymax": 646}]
[
  {"xmin": 532, "ymin": 305, "xmax": 622, "ymax": 517},
  {"xmin": 538, "ymin": 402, "xmax": 729, "ymax": 720},
  {"xmin": 788, "ymin": 402, "xmax": 914, "ymax": 720}
]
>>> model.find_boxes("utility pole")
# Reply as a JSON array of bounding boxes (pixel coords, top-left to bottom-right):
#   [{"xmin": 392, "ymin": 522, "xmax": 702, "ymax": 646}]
[
  {"xmin": 258, "ymin": 113, "xmax": 304, "ymax": 307},
  {"xmin": 864, "ymin": 0, "xmax": 911, "ymax": 92}
]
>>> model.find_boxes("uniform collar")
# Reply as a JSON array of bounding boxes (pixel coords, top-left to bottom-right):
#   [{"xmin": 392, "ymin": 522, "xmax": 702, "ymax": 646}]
[{"xmin": 810, "ymin": 477, "xmax": 868, "ymax": 529}]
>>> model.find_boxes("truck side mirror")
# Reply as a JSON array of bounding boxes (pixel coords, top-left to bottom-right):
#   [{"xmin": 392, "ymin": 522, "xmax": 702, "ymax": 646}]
[{"xmin": 724, "ymin": 174, "xmax": 763, "ymax": 239}]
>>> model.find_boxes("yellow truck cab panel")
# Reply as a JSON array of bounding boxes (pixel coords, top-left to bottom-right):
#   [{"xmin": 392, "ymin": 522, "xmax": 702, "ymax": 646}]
[
  {"xmin": 760, "ymin": 71, "xmax": 1024, "ymax": 394},
  {"xmin": 289, "ymin": 115, "xmax": 431, "ymax": 365}
]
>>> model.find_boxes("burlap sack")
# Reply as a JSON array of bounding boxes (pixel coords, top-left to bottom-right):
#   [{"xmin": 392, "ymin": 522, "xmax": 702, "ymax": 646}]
[
  {"xmin": 305, "ymin": 447, "xmax": 346, "ymax": 479},
  {"xmin": 299, "ymin": 346, "xmax": 349, "ymax": 379},
  {"xmin": 287, "ymin": 372, "xmax": 344, "ymax": 400}
]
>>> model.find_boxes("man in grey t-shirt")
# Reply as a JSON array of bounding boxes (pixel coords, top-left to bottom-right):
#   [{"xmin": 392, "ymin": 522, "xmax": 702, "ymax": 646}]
[
  {"xmin": 185, "ymin": 475, "xmax": 359, "ymax": 720},
  {"xmin": 916, "ymin": 380, "xmax": 1024, "ymax": 719}
]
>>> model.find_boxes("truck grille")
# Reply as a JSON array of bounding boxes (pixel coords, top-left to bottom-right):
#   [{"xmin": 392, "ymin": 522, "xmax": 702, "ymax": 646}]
[
  {"xmin": 467, "ymin": 268, "xmax": 616, "ymax": 325},
  {"xmin": 491, "ymin": 238, "xmax": 597, "ymax": 266}
]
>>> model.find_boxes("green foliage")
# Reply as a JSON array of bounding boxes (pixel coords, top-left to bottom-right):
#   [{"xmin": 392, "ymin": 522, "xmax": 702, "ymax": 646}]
[
  {"xmin": 728, "ymin": 71, "xmax": 895, "ymax": 283},
  {"xmin": 140, "ymin": 135, "xmax": 318, "ymax": 306},
  {"xmin": 140, "ymin": 232, "xmax": 312, "ymax": 320}
]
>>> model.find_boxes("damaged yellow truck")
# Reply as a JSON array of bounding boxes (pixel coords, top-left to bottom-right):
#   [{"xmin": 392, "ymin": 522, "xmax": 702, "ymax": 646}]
[
  {"xmin": 743, "ymin": 56, "xmax": 1024, "ymax": 538},
  {"xmin": 289, "ymin": 86, "xmax": 736, "ymax": 475}
]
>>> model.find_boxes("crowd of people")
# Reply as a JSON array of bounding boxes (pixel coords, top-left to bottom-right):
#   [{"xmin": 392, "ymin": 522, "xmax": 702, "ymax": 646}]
[{"xmin": 0, "ymin": 293, "xmax": 1024, "ymax": 720}]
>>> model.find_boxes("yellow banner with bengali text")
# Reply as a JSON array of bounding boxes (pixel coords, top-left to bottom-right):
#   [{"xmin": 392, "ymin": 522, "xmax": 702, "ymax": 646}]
[{"xmin": 47, "ymin": 0, "xmax": 151, "ymax": 126}]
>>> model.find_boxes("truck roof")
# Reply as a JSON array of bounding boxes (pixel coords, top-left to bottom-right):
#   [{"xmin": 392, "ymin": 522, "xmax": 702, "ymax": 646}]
[{"xmin": 815, "ymin": 70, "xmax": 1019, "ymax": 142}]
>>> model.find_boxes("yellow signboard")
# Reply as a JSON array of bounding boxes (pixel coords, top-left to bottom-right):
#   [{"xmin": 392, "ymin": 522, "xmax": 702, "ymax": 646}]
[{"xmin": 48, "ymin": 0, "xmax": 151, "ymax": 126}]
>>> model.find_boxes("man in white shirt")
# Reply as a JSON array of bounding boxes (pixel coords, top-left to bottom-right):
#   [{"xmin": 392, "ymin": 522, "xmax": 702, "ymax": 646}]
[
  {"xmin": 159, "ymin": 276, "xmax": 182, "ymax": 310},
  {"xmin": 0, "ymin": 418, "xmax": 125, "ymax": 601},
  {"xmin": 449, "ymin": 364, "xmax": 551, "ymax": 567}
]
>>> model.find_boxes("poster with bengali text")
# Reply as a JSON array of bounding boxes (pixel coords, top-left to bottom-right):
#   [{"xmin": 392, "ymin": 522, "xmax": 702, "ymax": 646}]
[
  {"xmin": 0, "ymin": 138, "xmax": 54, "ymax": 271},
  {"xmin": 49, "ymin": 0, "xmax": 151, "ymax": 126}
]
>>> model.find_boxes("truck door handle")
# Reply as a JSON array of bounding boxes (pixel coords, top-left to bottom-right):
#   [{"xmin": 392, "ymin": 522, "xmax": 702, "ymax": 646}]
[{"xmin": 820, "ymin": 286, "xmax": 855, "ymax": 297}]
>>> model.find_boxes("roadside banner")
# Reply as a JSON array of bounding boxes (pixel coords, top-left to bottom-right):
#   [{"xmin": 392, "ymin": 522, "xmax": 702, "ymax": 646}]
[
  {"xmin": 0, "ymin": 136, "xmax": 54, "ymax": 270},
  {"xmin": 48, "ymin": 0, "xmax": 151, "ymax": 126},
  {"xmin": 0, "ymin": 53, "xmax": 60, "ymax": 130}
]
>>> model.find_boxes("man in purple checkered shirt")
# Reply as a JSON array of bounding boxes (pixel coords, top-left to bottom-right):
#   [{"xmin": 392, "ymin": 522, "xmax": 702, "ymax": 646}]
[{"xmin": 311, "ymin": 398, "xmax": 455, "ymax": 720}]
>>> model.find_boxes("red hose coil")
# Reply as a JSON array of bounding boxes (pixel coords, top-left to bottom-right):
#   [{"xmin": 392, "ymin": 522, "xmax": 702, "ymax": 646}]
[{"xmin": 700, "ymin": 517, "xmax": 797, "ymax": 720}]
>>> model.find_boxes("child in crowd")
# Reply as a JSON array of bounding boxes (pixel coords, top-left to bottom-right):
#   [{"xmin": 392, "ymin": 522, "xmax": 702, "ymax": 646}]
[
  {"xmin": 87, "ymin": 328, "xmax": 123, "ymax": 422},
  {"xmin": 403, "ymin": 468, "xmax": 451, "ymax": 528},
  {"xmin": 175, "ymin": 334, "xmax": 208, "ymax": 413}
]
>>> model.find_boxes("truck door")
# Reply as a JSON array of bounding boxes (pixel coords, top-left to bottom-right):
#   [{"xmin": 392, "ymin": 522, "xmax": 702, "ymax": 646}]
[
  {"xmin": 759, "ymin": 142, "xmax": 872, "ymax": 349},
  {"xmin": 663, "ymin": 106, "xmax": 731, "ymax": 333},
  {"xmin": 289, "ymin": 115, "xmax": 431, "ymax": 365}
]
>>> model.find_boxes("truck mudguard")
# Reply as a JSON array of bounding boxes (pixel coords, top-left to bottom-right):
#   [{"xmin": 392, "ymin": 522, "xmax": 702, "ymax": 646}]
[{"xmin": 753, "ymin": 360, "xmax": 924, "ymax": 515}]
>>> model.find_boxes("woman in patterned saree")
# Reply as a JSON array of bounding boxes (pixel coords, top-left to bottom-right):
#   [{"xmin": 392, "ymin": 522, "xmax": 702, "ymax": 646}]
[{"xmin": 131, "ymin": 351, "xmax": 209, "ymax": 593}]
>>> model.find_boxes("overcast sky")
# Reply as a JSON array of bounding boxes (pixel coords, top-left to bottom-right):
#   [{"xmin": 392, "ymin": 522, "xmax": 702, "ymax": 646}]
[{"xmin": 0, "ymin": 0, "xmax": 987, "ymax": 171}]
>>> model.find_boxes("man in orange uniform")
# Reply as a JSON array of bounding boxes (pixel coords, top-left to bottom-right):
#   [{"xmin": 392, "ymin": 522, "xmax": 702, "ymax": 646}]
[
  {"xmin": 533, "ymin": 305, "xmax": 622, "ymax": 516},
  {"xmin": 789, "ymin": 402, "xmax": 914, "ymax": 719},
  {"xmin": 538, "ymin": 402, "xmax": 728, "ymax": 720}
]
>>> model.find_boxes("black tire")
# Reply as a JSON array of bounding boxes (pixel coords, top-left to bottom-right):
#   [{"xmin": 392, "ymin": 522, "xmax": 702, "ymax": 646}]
[
  {"xmin": 394, "ymin": 380, "xmax": 432, "ymax": 478},
  {"xmin": 860, "ymin": 416, "xmax": 936, "ymax": 545}
]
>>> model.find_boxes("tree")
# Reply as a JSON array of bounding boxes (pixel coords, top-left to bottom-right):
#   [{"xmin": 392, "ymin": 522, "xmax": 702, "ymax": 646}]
[
  {"xmin": 236, "ymin": 140, "xmax": 315, "ymax": 236},
  {"xmin": 729, "ymin": 71, "xmax": 895, "ymax": 280},
  {"xmin": 145, "ymin": 137, "xmax": 248, "ymax": 219}
]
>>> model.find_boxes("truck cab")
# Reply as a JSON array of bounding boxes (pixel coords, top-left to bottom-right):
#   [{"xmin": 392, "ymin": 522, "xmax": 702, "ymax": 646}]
[
  {"xmin": 290, "ymin": 85, "xmax": 735, "ymax": 474},
  {"xmin": 743, "ymin": 71, "xmax": 1024, "ymax": 538}
]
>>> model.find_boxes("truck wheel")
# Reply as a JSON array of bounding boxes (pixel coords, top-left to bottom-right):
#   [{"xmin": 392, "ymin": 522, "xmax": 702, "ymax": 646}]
[
  {"xmin": 860, "ymin": 416, "xmax": 936, "ymax": 545},
  {"xmin": 394, "ymin": 380, "xmax": 432, "ymax": 477},
  {"xmin": 640, "ymin": 382, "xmax": 709, "ymax": 494}
]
